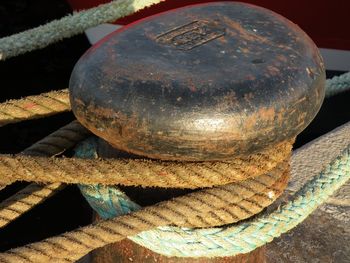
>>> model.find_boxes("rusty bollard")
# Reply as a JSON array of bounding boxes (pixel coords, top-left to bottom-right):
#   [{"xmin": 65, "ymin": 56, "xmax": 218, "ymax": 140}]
[{"xmin": 69, "ymin": 2, "xmax": 325, "ymax": 262}]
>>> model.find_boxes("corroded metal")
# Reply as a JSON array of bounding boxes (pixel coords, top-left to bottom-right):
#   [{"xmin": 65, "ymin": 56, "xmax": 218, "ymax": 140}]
[
  {"xmin": 91, "ymin": 237, "xmax": 266, "ymax": 263},
  {"xmin": 69, "ymin": 2, "xmax": 325, "ymax": 161}
]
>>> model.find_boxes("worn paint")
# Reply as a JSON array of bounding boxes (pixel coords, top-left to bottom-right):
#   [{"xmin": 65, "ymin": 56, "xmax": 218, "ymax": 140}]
[{"xmin": 69, "ymin": 2, "xmax": 325, "ymax": 161}]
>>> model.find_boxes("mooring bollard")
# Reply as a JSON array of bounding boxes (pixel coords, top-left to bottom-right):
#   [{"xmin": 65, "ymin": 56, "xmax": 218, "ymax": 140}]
[{"xmin": 69, "ymin": 2, "xmax": 325, "ymax": 262}]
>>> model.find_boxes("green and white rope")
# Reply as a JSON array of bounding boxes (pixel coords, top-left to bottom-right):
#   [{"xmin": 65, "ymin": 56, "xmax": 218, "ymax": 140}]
[
  {"xmin": 0, "ymin": 0, "xmax": 164, "ymax": 61},
  {"xmin": 326, "ymin": 71, "xmax": 350, "ymax": 97},
  {"xmin": 78, "ymin": 138, "xmax": 350, "ymax": 257}
]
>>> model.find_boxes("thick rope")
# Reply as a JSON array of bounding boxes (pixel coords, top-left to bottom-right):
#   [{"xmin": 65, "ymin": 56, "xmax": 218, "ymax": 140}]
[
  {"xmin": 130, "ymin": 144, "xmax": 350, "ymax": 257},
  {"xmin": 0, "ymin": 0, "xmax": 164, "ymax": 61},
  {"xmin": 78, "ymin": 137, "xmax": 290, "ymax": 228},
  {"xmin": 0, "ymin": 121, "xmax": 90, "ymax": 227},
  {"xmin": 21, "ymin": 120, "xmax": 90, "ymax": 157},
  {"xmin": 0, "ymin": 183, "xmax": 63, "ymax": 228},
  {"xmin": 94, "ymin": 164, "xmax": 290, "ymax": 228},
  {"xmin": 0, "ymin": 140, "xmax": 292, "ymax": 189},
  {"xmin": 0, "ymin": 90, "xmax": 70, "ymax": 127},
  {"xmin": 0, "ymin": 144, "xmax": 348, "ymax": 262},
  {"xmin": 0, "ymin": 165, "xmax": 289, "ymax": 263},
  {"xmin": 325, "ymin": 71, "xmax": 350, "ymax": 97}
]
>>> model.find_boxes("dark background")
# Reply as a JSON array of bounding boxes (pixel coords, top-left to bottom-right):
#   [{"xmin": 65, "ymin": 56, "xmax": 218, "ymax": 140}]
[{"xmin": 0, "ymin": 0, "xmax": 349, "ymax": 253}]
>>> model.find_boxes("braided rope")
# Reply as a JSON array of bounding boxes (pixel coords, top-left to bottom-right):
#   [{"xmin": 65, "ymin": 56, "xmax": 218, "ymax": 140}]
[
  {"xmin": 0, "ymin": 183, "xmax": 63, "ymax": 228},
  {"xmin": 0, "ymin": 144, "xmax": 347, "ymax": 262},
  {"xmin": 80, "ymin": 155, "xmax": 289, "ymax": 229},
  {"xmin": 21, "ymin": 120, "xmax": 90, "ymax": 156},
  {"xmin": 78, "ymin": 138, "xmax": 290, "ymax": 228},
  {"xmin": 325, "ymin": 71, "xmax": 350, "ymax": 97},
  {"xmin": 0, "ymin": 140, "xmax": 292, "ymax": 189},
  {"xmin": 130, "ymin": 144, "xmax": 350, "ymax": 257},
  {"xmin": 0, "ymin": 121, "xmax": 90, "ymax": 227},
  {"xmin": 0, "ymin": 90, "xmax": 70, "ymax": 127},
  {"xmin": 78, "ymin": 135, "xmax": 350, "ymax": 256},
  {"xmin": 0, "ymin": 163, "xmax": 289, "ymax": 263},
  {"xmin": 0, "ymin": 0, "xmax": 164, "ymax": 61}
]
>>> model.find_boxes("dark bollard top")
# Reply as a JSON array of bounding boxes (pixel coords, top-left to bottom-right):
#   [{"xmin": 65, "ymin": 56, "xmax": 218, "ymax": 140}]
[{"xmin": 69, "ymin": 2, "xmax": 325, "ymax": 161}]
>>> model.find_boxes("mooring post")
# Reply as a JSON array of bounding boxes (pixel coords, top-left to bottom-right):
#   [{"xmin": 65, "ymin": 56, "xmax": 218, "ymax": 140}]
[{"xmin": 69, "ymin": 2, "xmax": 325, "ymax": 262}]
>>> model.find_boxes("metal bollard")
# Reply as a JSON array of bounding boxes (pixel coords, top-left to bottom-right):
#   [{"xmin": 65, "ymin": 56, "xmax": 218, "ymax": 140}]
[{"xmin": 69, "ymin": 2, "xmax": 325, "ymax": 262}]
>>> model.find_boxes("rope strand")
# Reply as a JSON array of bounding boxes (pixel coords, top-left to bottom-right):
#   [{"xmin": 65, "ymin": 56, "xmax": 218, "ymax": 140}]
[
  {"xmin": 0, "ymin": 121, "xmax": 90, "ymax": 227},
  {"xmin": 0, "ymin": 90, "xmax": 70, "ymax": 127},
  {"xmin": 0, "ymin": 0, "xmax": 165, "ymax": 61},
  {"xmin": 0, "ymin": 168, "xmax": 289, "ymax": 263},
  {"xmin": 0, "ymin": 140, "xmax": 292, "ymax": 189},
  {"xmin": 0, "ymin": 145, "xmax": 347, "ymax": 262}
]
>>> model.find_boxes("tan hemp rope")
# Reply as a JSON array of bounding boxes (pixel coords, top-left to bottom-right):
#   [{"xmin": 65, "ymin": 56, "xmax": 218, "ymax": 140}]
[
  {"xmin": 0, "ymin": 121, "xmax": 90, "ymax": 228},
  {"xmin": 0, "ymin": 140, "xmax": 292, "ymax": 189},
  {"xmin": 0, "ymin": 162, "xmax": 289, "ymax": 263},
  {"xmin": 0, "ymin": 89, "xmax": 70, "ymax": 127},
  {"xmin": 0, "ymin": 86, "xmax": 292, "ymax": 262}
]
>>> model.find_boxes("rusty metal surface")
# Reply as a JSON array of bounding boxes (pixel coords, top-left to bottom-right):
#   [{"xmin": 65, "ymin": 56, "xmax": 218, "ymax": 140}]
[
  {"xmin": 88, "ymin": 138, "xmax": 267, "ymax": 262},
  {"xmin": 91, "ymin": 238, "xmax": 266, "ymax": 263},
  {"xmin": 69, "ymin": 2, "xmax": 325, "ymax": 161}
]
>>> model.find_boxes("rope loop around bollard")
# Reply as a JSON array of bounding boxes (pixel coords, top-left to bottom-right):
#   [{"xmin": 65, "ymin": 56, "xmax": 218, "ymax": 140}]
[{"xmin": 0, "ymin": 0, "xmax": 348, "ymax": 261}]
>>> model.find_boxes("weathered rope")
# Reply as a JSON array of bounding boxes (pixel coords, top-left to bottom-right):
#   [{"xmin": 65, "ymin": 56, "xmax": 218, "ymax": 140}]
[
  {"xmin": 0, "ymin": 183, "xmax": 63, "ymax": 228},
  {"xmin": 21, "ymin": 120, "xmax": 90, "ymax": 157},
  {"xmin": 0, "ymin": 164, "xmax": 289, "ymax": 263},
  {"xmin": 0, "ymin": 121, "xmax": 90, "ymax": 227},
  {"xmin": 130, "ymin": 144, "xmax": 350, "ymax": 257},
  {"xmin": 325, "ymin": 71, "xmax": 350, "ymax": 97},
  {"xmin": 0, "ymin": 90, "xmax": 70, "ymax": 127},
  {"xmin": 0, "ymin": 140, "xmax": 292, "ymax": 189},
  {"xmin": 86, "ymin": 163, "xmax": 289, "ymax": 228},
  {"xmin": 0, "ymin": 143, "xmax": 348, "ymax": 262},
  {"xmin": 0, "ymin": 0, "xmax": 164, "ymax": 61},
  {"xmin": 79, "ymin": 138, "xmax": 290, "ymax": 228}
]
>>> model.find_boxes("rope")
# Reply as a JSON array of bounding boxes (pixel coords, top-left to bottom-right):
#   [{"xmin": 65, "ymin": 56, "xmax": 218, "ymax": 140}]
[
  {"xmin": 0, "ymin": 183, "xmax": 63, "ymax": 228},
  {"xmin": 0, "ymin": 140, "xmax": 292, "ymax": 189},
  {"xmin": 0, "ymin": 0, "xmax": 346, "ymax": 260},
  {"xmin": 84, "ymin": 163, "xmax": 289, "ymax": 229},
  {"xmin": 0, "ymin": 90, "xmax": 70, "ymax": 127},
  {"xmin": 0, "ymin": 121, "xmax": 90, "ymax": 227},
  {"xmin": 21, "ymin": 120, "xmax": 90, "ymax": 156},
  {"xmin": 130, "ymin": 144, "xmax": 350, "ymax": 257},
  {"xmin": 0, "ymin": 164, "xmax": 289, "ymax": 262},
  {"xmin": 79, "ymin": 138, "xmax": 290, "ymax": 228},
  {"xmin": 0, "ymin": 144, "xmax": 348, "ymax": 262},
  {"xmin": 0, "ymin": 0, "xmax": 164, "ymax": 61},
  {"xmin": 325, "ymin": 71, "xmax": 350, "ymax": 97}
]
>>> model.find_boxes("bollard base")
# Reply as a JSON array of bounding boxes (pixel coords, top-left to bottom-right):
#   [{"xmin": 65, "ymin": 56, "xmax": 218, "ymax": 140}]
[
  {"xmin": 91, "ymin": 238, "xmax": 266, "ymax": 263},
  {"xmin": 91, "ymin": 139, "xmax": 267, "ymax": 263}
]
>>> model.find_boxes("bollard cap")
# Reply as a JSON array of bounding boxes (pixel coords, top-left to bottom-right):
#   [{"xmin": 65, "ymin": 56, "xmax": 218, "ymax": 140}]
[{"xmin": 69, "ymin": 2, "xmax": 325, "ymax": 161}]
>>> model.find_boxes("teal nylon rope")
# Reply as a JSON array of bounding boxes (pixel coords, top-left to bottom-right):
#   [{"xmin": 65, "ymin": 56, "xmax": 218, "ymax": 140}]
[
  {"xmin": 0, "ymin": 0, "xmax": 164, "ymax": 61},
  {"xmin": 76, "ymin": 137, "xmax": 350, "ymax": 257},
  {"xmin": 325, "ymin": 72, "xmax": 350, "ymax": 97}
]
